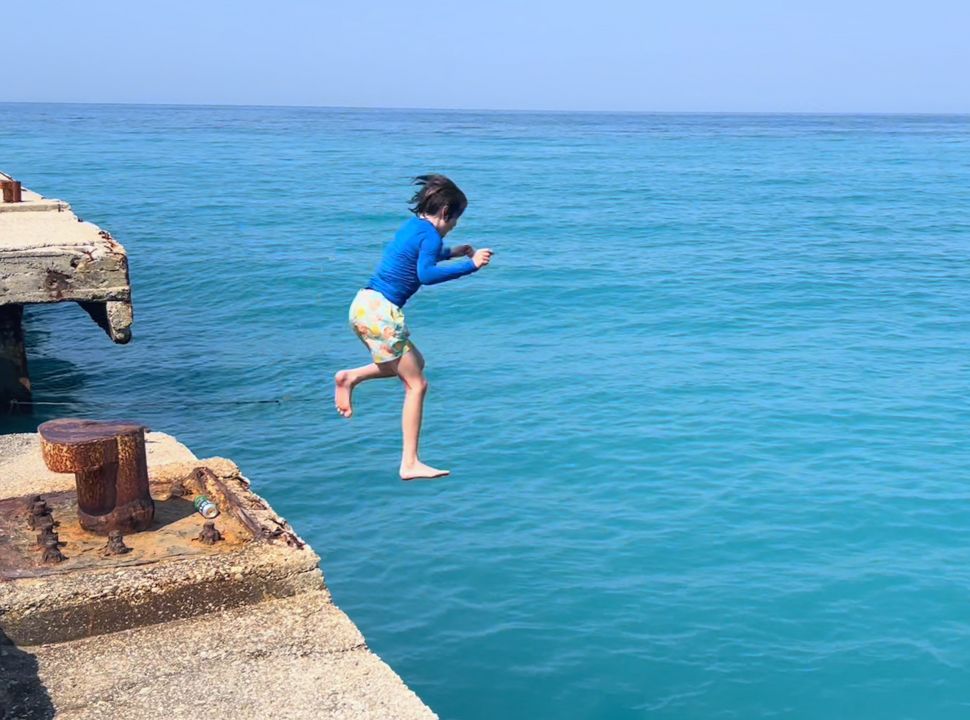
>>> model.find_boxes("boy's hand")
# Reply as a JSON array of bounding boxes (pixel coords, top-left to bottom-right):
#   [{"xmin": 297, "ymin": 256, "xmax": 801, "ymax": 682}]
[
  {"xmin": 473, "ymin": 248, "xmax": 493, "ymax": 269},
  {"xmin": 452, "ymin": 244, "xmax": 474, "ymax": 258}
]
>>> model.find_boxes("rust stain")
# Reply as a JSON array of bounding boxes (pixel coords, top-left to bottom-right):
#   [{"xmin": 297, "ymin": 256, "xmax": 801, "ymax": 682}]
[
  {"xmin": 0, "ymin": 488, "xmax": 248, "ymax": 580},
  {"xmin": 44, "ymin": 268, "xmax": 71, "ymax": 299}
]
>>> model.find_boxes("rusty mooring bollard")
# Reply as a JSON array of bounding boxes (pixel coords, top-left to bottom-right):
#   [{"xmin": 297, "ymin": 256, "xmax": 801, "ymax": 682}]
[
  {"xmin": 38, "ymin": 419, "xmax": 155, "ymax": 535},
  {"xmin": 1, "ymin": 178, "xmax": 22, "ymax": 203}
]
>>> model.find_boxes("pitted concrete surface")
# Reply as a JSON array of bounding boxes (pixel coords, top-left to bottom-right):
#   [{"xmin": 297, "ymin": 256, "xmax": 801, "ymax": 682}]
[
  {"xmin": 27, "ymin": 591, "xmax": 435, "ymax": 720},
  {"xmin": 0, "ymin": 175, "xmax": 132, "ymax": 311}
]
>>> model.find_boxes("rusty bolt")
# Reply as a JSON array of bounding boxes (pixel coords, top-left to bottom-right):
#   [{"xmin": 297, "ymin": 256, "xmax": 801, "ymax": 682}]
[
  {"xmin": 35, "ymin": 512, "xmax": 57, "ymax": 528},
  {"xmin": 27, "ymin": 500, "xmax": 51, "ymax": 530},
  {"xmin": 31, "ymin": 513, "xmax": 57, "ymax": 533},
  {"xmin": 103, "ymin": 531, "xmax": 132, "ymax": 556},
  {"xmin": 35, "ymin": 527, "xmax": 62, "ymax": 548},
  {"xmin": 42, "ymin": 539, "xmax": 66, "ymax": 564},
  {"xmin": 197, "ymin": 521, "xmax": 223, "ymax": 545}
]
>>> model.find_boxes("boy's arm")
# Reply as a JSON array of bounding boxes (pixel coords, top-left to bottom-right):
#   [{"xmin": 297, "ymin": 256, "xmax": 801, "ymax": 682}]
[
  {"xmin": 437, "ymin": 244, "xmax": 473, "ymax": 260},
  {"xmin": 417, "ymin": 230, "xmax": 477, "ymax": 285}
]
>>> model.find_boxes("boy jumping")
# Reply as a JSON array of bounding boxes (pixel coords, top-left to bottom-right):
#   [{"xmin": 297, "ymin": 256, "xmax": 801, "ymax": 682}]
[{"xmin": 335, "ymin": 175, "xmax": 492, "ymax": 480}]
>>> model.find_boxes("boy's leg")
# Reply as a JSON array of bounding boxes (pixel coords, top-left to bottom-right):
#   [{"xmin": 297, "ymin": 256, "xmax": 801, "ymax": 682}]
[
  {"xmin": 396, "ymin": 346, "xmax": 448, "ymax": 480},
  {"xmin": 334, "ymin": 361, "xmax": 397, "ymax": 417}
]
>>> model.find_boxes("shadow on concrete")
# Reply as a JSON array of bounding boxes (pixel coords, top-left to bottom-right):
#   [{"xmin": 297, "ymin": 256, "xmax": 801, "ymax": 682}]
[
  {"xmin": 153, "ymin": 496, "xmax": 197, "ymax": 530},
  {"xmin": 0, "ymin": 629, "xmax": 54, "ymax": 720}
]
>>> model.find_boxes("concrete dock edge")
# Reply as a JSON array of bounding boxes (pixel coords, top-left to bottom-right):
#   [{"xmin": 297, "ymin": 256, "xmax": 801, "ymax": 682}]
[{"xmin": 0, "ymin": 432, "xmax": 438, "ymax": 720}]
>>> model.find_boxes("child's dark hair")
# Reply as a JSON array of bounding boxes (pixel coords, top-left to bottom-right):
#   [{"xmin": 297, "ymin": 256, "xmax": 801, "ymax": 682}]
[{"xmin": 409, "ymin": 174, "xmax": 467, "ymax": 221}]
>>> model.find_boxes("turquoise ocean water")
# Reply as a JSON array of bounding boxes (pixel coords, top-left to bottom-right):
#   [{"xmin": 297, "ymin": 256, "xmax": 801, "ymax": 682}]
[{"xmin": 3, "ymin": 104, "xmax": 970, "ymax": 719}]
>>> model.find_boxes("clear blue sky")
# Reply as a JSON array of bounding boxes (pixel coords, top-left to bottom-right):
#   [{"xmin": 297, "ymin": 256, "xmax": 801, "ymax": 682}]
[{"xmin": 4, "ymin": 0, "xmax": 968, "ymax": 112}]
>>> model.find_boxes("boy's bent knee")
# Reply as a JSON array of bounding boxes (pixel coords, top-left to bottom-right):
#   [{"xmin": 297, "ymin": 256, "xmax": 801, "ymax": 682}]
[{"xmin": 403, "ymin": 375, "xmax": 428, "ymax": 394}]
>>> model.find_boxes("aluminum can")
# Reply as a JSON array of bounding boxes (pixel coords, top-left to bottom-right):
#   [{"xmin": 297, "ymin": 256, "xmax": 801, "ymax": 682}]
[{"xmin": 193, "ymin": 495, "xmax": 220, "ymax": 519}]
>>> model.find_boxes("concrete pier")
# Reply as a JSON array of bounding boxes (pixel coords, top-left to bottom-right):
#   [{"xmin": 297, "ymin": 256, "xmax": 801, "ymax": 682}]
[
  {"xmin": 0, "ymin": 172, "xmax": 133, "ymax": 410},
  {"xmin": 0, "ymin": 431, "xmax": 438, "ymax": 719}
]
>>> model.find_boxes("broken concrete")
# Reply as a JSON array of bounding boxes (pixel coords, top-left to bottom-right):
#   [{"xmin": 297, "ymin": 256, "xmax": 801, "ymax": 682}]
[
  {"xmin": 0, "ymin": 172, "xmax": 134, "ymax": 408},
  {"xmin": 0, "ymin": 174, "xmax": 132, "ymax": 316},
  {"xmin": 0, "ymin": 432, "xmax": 438, "ymax": 719}
]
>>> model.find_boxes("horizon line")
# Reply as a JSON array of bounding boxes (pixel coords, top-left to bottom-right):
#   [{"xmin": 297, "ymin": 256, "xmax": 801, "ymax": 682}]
[{"xmin": 1, "ymin": 99, "xmax": 969, "ymax": 117}]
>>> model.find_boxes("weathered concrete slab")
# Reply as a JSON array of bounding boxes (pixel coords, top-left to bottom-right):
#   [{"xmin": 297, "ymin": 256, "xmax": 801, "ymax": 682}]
[
  {"xmin": 0, "ymin": 431, "xmax": 439, "ymax": 719},
  {"xmin": 0, "ymin": 172, "xmax": 133, "ymax": 344},
  {"xmin": 0, "ymin": 451, "xmax": 322, "ymax": 646},
  {"xmin": 27, "ymin": 591, "xmax": 435, "ymax": 720}
]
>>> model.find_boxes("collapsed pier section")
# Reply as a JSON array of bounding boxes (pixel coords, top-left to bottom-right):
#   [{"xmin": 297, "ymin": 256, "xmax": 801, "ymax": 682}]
[{"xmin": 0, "ymin": 172, "xmax": 133, "ymax": 409}]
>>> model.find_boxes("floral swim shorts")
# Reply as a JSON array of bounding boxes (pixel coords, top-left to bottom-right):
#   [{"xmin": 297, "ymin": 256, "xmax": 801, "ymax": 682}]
[{"xmin": 349, "ymin": 288, "xmax": 413, "ymax": 364}]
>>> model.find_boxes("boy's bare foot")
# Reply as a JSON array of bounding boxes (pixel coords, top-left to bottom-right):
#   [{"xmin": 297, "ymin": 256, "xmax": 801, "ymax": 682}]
[
  {"xmin": 400, "ymin": 461, "xmax": 450, "ymax": 481},
  {"xmin": 334, "ymin": 371, "xmax": 354, "ymax": 418}
]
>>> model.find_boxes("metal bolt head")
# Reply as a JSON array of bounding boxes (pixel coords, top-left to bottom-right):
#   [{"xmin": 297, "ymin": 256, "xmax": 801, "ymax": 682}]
[
  {"xmin": 27, "ymin": 501, "xmax": 52, "ymax": 529},
  {"xmin": 36, "ymin": 528, "xmax": 60, "ymax": 547},
  {"xmin": 103, "ymin": 530, "xmax": 132, "ymax": 556},
  {"xmin": 33, "ymin": 514, "xmax": 55, "ymax": 531},
  {"xmin": 42, "ymin": 539, "xmax": 66, "ymax": 564},
  {"xmin": 197, "ymin": 521, "xmax": 223, "ymax": 545}
]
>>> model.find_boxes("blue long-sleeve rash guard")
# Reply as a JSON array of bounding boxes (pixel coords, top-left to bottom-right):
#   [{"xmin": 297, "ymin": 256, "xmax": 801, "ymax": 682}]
[{"xmin": 366, "ymin": 216, "xmax": 478, "ymax": 307}]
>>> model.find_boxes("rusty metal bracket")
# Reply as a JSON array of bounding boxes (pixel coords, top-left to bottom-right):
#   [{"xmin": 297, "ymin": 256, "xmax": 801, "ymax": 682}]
[{"xmin": 186, "ymin": 466, "xmax": 305, "ymax": 549}]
